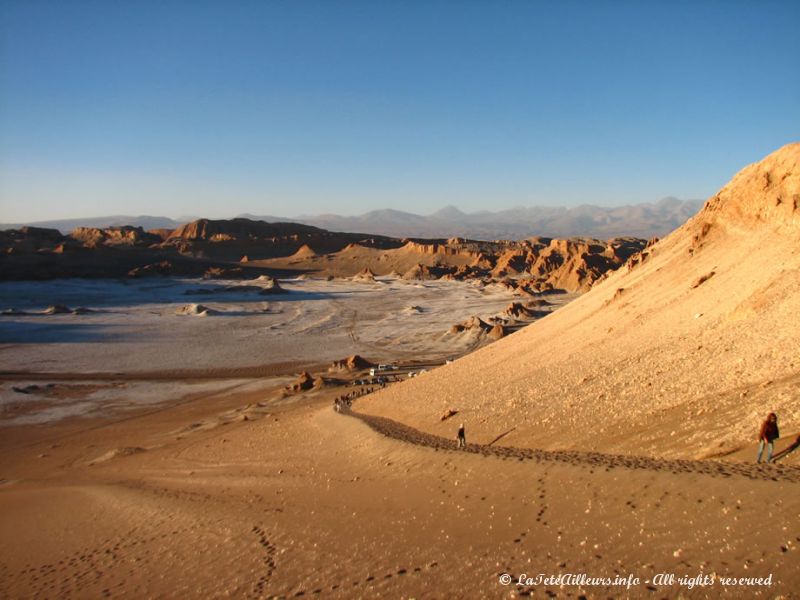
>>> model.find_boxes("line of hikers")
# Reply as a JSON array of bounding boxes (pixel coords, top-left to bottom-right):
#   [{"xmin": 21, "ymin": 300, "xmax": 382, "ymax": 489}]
[
  {"xmin": 333, "ymin": 384, "xmax": 387, "ymax": 412},
  {"xmin": 756, "ymin": 412, "xmax": 799, "ymax": 463},
  {"xmin": 453, "ymin": 416, "xmax": 797, "ymax": 460},
  {"xmin": 333, "ymin": 380, "xmax": 392, "ymax": 412},
  {"xmin": 333, "ymin": 397, "xmax": 351, "ymax": 412},
  {"xmin": 334, "ymin": 400, "xmax": 796, "ymax": 462},
  {"xmin": 456, "ymin": 413, "xmax": 800, "ymax": 459},
  {"xmin": 454, "ymin": 416, "xmax": 799, "ymax": 460}
]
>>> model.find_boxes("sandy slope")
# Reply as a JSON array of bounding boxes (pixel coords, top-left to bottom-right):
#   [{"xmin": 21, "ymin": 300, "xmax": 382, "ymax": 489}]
[
  {"xmin": 361, "ymin": 143, "xmax": 800, "ymax": 460},
  {"xmin": 1, "ymin": 383, "xmax": 797, "ymax": 599}
]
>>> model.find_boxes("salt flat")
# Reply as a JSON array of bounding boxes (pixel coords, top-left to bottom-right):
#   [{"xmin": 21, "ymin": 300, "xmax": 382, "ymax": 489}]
[
  {"xmin": 0, "ymin": 276, "xmax": 566, "ymax": 424},
  {"xmin": 0, "ymin": 276, "xmax": 546, "ymax": 374}
]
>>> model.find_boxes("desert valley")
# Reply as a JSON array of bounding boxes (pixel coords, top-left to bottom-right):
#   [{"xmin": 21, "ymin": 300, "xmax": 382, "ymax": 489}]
[{"xmin": 0, "ymin": 144, "xmax": 798, "ymax": 598}]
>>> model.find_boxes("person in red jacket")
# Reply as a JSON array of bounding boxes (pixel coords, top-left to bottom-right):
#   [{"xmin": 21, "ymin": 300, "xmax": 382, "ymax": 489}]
[{"xmin": 756, "ymin": 412, "xmax": 779, "ymax": 463}]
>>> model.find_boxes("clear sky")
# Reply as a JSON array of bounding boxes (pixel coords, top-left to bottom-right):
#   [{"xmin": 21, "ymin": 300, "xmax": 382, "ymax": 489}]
[{"xmin": 1, "ymin": 0, "xmax": 798, "ymax": 222}]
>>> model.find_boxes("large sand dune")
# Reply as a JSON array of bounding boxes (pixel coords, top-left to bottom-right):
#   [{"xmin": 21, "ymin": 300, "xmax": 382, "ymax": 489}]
[{"xmin": 362, "ymin": 143, "xmax": 800, "ymax": 460}]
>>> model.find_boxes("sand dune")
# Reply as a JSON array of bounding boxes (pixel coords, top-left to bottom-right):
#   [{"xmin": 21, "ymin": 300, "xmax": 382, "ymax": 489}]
[{"xmin": 362, "ymin": 143, "xmax": 800, "ymax": 460}]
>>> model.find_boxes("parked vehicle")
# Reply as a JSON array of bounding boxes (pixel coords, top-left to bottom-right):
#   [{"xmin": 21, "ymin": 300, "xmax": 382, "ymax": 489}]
[{"xmin": 370, "ymin": 364, "xmax": 395, "ymax": 376}]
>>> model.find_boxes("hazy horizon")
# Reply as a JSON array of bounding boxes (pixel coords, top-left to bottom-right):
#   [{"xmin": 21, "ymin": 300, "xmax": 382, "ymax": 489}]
[
  {"xmin": 1, "ymin": 2, "xmax": 799, "ymax": 223},
  {"xmin": 1, "ymin": 196, "xmax": 704, "ymax": 228}
]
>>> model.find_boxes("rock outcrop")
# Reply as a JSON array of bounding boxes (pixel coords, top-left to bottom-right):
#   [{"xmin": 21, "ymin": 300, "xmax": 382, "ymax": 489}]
[
  {"xmin": 287, "ymin": 372, "xmax": 315, "ymax": 393},
  {"xmin": 71, "ymin": 226, "xmax": 160, "ymax": 247},
  {"xmin": 352, "ymin": 268, "xmax": 377, "ymax": 282},
  {"xmin": 128, "ymin": 261, "xmax": 174, "ymax": 278},
  {"xmin": 175, "ymin": 303, "xmax": 218, "ymax": 316},
  {"xmin": 2, "ymin": 216, "xmax": 645, "ymax": 286},
  {"xmin": 257, "ymin": 277, "xmax": 287, "ymax": 295},
  {"xmin": 169, "ymin": 218, "xmax": 324, "ymax": 242},
  {"xmin": 450, "ymin": 316, "xmax": 493, "ymax": 335},
  {"xmin": 329, "ymin": 355, "xmax": 375, "ymax": 372}
]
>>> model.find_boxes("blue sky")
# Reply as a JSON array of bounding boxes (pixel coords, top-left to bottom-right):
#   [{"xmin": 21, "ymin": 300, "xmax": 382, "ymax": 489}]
[{"xmin": 1, "ymin": 0, "xmax": 798, "ymax": 222}]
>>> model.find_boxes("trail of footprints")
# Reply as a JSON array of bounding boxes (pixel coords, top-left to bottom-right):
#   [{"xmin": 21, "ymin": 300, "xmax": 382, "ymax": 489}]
[
  {"xmin": 253, "ymin": 560, "xmax": 438, "ymax": 598},
  {"xmin": 13, "ymin": 523, "xmax": 195, "ymax": 598},
  {"xmin": 248, "ymin": 525, "xmax": 442, "ymax": 598},
  {"xmin": 534, "ymin": 475, "xmax": 547, "ymax": 525},
  {"xmin": 342, "ymin": 407, "xmax": 800, "ymax": 483},
  {"xmin": 279, "ymin": 562, "xmax": 437, "ymax": 599},
  {"xmin": 251, "ymin": 525, "xmax": 277, "ymax": 598}
]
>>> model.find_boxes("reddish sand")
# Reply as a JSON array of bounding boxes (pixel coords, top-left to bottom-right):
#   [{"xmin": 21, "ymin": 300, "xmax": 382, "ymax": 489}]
[{"xmin": 1, "ymin": 381, "xmax": 798, "ymax": 598}]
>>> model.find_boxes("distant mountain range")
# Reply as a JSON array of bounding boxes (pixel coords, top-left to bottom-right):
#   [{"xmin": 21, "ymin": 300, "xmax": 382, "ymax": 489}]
[
  {"xmin": 261, "ymin": 197, "xmax": 703, "ymax": 239},
  {"xmin": 0, "ymin": 215, "xmax": 184, "ymax": 233},
  {"xmin": 2, "ymin": 198, "xmax": 703, "ymax": 240}
]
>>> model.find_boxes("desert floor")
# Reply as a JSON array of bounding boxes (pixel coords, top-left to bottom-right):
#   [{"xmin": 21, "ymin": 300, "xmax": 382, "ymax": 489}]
[
  {"xmin": 1, "ymin": 378, "xmax": 798, "ymax": 599},
  {"xmin": 1, "ymin": 279, "xmax": 798, "ymax": 599}
]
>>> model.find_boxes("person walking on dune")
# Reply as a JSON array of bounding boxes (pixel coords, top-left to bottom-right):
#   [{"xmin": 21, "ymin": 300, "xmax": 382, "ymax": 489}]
[
  {"xmin": 457, "ymin": 423, "xmax": 466, "ymax": 449},
  {"xmin": 757, "ymin": 412, "xmax": 779, "ymax": 463}
]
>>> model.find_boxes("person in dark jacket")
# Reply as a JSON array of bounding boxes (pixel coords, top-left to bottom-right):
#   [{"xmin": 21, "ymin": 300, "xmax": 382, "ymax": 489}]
[
  {"xmin": 756, "ymin": 412, "xmax": 779, "ymax": 463},
  {"xmin": 457, "ymin": 423, "xmax": 466, "ymax": 449}
]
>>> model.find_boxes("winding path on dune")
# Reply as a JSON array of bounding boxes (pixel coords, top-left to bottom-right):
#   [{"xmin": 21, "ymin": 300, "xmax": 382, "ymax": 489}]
[{"xmin": 343, "ymin": 406, "xmax": 800, "ymax": 483}]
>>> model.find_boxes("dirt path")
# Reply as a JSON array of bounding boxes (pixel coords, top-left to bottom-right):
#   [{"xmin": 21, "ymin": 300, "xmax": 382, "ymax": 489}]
[{"xmin": 345, "ymin": 405, "xmax": 800, "ymax": 483}]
